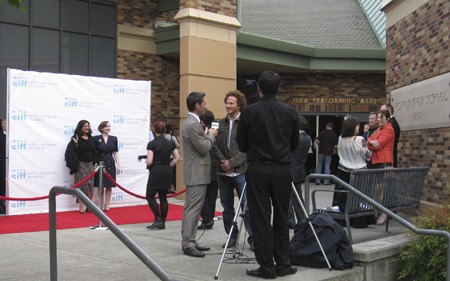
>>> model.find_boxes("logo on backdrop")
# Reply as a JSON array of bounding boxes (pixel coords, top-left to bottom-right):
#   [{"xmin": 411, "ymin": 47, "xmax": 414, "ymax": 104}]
[
  {"xmin": 117, "ymin": 141, "xmax": 140, "ymax": 150},
  {"xmin": 11, "ymin": 140, "xmax": 27, "ymax": 150},
  {"xmin": 64, "ymin": 125, "xmax": 76, "ymax": 135},
  {"xmin": 11, "ymin": 75, "xmax": 57, "ymax": 89},
  {"xmin": 11, "ymin": 109, "xmax": 57, "ymax": 122},
  {"xmin": 113, "ymin": 84, "xmax": 126, "ymax": 94},
  {"xmin": 11, "ymin": 169, "xmax": 27, "ymax": 179},
  {"xmin": 113, "ymin": 114, "xmax": 125, "ymax": 124},
  {"xmin": 112, "ymin": 191, "xmax": 125, "ymax": 202},
  {"xmin": 63, "ymin": 97, "xmax": 104, "ymax": 109},
  {"xmin": 113, "ymin": 84, "xmax": 148, "ymax": 95},
  {"xmin": 11, "ymin": 201, "xmax": 27, "ymax": 208},
  {"xmin": 12, "ymin": 76, "xmax": 28, "ymax": 87},
  {"xmin": 64, "ymin": 97, "xmax": 78, "ymax": 107},
  {"xmin": 11, "ymin": 139, "xmax": 57, "ymax": 150},
  {"xmin": 11, "ymin": 110, "xmax": 27, "ymax": 121},
  {"xmin": 112, "ymin": 114, "xmax": 147, "ymax": 125}
]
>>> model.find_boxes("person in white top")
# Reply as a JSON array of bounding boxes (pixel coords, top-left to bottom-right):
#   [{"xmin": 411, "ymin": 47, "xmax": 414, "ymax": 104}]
[{"xmin": 332, "ymin": 117, "xmax": 370, "ymax": 212}]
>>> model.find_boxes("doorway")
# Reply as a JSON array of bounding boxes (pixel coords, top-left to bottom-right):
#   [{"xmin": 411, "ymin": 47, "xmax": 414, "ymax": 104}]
[{"xmin": 301, "ymin": 114, "xmax": 345, "ymax": 176}]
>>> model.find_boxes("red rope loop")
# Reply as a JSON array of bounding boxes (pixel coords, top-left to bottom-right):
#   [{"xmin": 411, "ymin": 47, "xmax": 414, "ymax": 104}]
[
  {"xmin": 0, "ymin": 169, "xmax": 98, "ymax": 201},
  {"xmin": 103, "ymin": 170, "xmax": 186, "ymax": 199}
]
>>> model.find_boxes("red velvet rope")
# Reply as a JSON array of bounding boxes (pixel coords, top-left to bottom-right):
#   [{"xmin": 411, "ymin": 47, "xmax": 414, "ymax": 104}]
[
  {"xmin": 0, "ymin": 168, "xmax": 186, "ymax": 202},
  {"xmin": 103, "ymin": 171, "xmax": 186, "ymax": 199},
  {"xmin": 0, "ymin": 169, "xmax": 98, "ymax": 201}
]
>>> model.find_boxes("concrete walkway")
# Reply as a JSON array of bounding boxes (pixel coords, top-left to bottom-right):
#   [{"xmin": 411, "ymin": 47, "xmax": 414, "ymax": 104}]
[{"xmin": 0, "ymin": 185, "xmax": 408, "ymax": 281}]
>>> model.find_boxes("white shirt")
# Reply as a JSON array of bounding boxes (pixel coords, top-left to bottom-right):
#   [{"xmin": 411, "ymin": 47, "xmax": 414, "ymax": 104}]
[{"xmin": 337, "ymin": 136, "xmax": 371, "ymax": 170}]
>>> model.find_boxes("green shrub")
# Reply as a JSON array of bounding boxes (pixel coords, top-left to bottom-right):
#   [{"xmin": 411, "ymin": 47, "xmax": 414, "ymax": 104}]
[{"xmin": 397, "ymin": 205, "xmax": 449, "ymax": 281}]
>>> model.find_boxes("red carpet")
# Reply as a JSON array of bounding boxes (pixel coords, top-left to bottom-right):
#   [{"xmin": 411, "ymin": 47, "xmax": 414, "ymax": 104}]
[{"xmin": 0, "ymin": 204, "xmax": 221, "ymax": 235}]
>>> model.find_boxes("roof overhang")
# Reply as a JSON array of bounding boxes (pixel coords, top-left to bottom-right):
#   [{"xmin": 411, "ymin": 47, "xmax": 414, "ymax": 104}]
[{"xmin": 155, "ymin": 27, "xmax": 386, "ymax": 75}]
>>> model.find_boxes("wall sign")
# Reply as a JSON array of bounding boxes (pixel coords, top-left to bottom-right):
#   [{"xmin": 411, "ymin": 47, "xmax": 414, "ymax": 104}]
[{"xmin": 392, "ymin": 72, "xmax": 450, "ymax": 131}]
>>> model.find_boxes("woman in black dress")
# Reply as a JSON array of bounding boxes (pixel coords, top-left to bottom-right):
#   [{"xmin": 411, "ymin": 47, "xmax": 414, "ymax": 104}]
[
  {"xmin": 65, "ymin": 120, "xmax": 96, "ymax": 214},
  {"xmin": 93, "ymin": 121, "xmax": 120, "ymax": 211},
  {"xmin": 146, "ymin": 120, "xmax": 180, "ymax": 229}
]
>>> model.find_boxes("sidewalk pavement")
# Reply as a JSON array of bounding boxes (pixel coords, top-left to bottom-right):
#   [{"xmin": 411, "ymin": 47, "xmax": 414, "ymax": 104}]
[{"xmin": 0, "ymin": 184, "xmax": 407, "ymax": 281}]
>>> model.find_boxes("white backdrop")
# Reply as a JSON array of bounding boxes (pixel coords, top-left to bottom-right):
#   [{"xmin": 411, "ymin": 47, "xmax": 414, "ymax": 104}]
[{"xmin": 6, "ymin": 69, "xmax": 151, "ymax": 215}]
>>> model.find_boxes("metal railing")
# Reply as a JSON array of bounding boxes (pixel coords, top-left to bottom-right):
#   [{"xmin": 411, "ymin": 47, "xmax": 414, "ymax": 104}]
[
  {"xmin": 304, "ymin": 173, "xmax": 450, "ymax": 281},
  {"xmin": 48, "ymin": 165, "xmax": 178, "ymax": 281}
]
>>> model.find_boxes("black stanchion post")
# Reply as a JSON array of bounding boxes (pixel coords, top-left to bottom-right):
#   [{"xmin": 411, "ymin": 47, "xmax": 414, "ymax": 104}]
[{"xmin": 91, "ymin": 161, "xmax": 107, "ymax": 230}]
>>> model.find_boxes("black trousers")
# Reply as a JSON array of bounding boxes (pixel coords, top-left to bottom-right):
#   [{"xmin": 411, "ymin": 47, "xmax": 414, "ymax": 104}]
[
  {"xmin": 200, "ymin": 180, "xmax": 218, "ymax": 224},
  {"xmin": 288, "ymin": 181, "xmax": 305, "ymax": 226},
  {"xmin": 246, "ymin": 162, "xmax": 292, "ymax": 274}
]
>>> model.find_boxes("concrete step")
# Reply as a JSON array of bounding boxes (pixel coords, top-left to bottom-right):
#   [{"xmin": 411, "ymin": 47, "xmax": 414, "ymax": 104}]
[{"xmin": 295, "ymin": 266, "xmax": 364, "ymax": 281}]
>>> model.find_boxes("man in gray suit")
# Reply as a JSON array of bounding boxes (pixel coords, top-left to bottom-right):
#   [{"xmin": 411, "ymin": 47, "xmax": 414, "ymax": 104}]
[{"xmin": 181, "ymin": 91, "xmax": 218, "ymax": 258}]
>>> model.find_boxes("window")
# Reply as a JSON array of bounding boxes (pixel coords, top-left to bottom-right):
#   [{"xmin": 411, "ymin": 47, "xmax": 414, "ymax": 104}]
[{"xmin": 0, "ymin": 0, "xmax": 117, "ymax": 117}]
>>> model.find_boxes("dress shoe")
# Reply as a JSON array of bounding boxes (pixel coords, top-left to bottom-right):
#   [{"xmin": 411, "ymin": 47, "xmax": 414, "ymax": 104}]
[
  {"xmin": 277, "ymin": 266, "xmax": 297, "ymax": 276},
  {"xmin": 146, "ymin": 218, "xmax": 165, "ymax": 229},
  {"xmin": 246, "ymin": 268, "xmax": 276, "ymax": 279},
  {"xmin": 195, "ymin": 243, "xmax": 210, "ymax": 251},
  {"xmin": 197, "ymin": 221, "xmax": 214, "ymax": 230},
  {"xmin": 222, "ymin": 239, "xmax": 237, "ymax": 248},
  {"xmin": 183, "ymin": 247, "xmax": 205, "ymax": 258}
]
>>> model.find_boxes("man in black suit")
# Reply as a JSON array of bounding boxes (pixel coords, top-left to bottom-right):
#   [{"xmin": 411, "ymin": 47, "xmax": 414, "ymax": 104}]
[
  {"xmin": 237, "ymin": 70, "xmax": 299, "ymax": 279},
  {"xmin": 381, "ymin": 104, "xmax": 401, "ymax": 167},
  {"xmin": 0, "ymin": 118, "xmax": 6, "ymax": 214},
  {"xmin": 288, "ymin": 115, "xmax": 312, "ymax": 228},
  {"xmin": 198, "ymin": 110, "xmax": 219, "ymax": 230}
]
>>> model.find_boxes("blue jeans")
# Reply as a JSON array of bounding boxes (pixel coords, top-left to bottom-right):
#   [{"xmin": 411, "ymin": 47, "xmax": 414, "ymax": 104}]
[
  {"xmin": 316, "ymin": 154, "xmax": 332, "ymax": 184},
  {"xmin": 217, "ymin": 174, "xmax": 253, "ymax": 242}
]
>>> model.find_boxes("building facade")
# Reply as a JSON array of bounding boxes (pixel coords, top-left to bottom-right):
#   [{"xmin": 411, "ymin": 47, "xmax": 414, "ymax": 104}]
[{"xmin": 0, "ymin": 0, "xmax": 447, "ymax": 205}]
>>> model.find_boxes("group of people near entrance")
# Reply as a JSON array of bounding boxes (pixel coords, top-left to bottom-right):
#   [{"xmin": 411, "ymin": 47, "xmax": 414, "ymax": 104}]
[
  {"xmin": 314, "ymin": 105, "xmax": 401, "ymax": 226},
  {"xmin": 65, "ymin": 70, "xmax": 401, "ymax": 279}
]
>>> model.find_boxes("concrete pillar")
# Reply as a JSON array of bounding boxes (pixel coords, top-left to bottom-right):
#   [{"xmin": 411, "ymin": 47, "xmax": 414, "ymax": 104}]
[{"xmin": 174, "ymin": 7, "xmax": 240, "ymax": 196}]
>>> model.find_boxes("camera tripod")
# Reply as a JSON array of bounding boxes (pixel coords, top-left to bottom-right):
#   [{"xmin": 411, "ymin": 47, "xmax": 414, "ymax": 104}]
[
  {"xmin": 214, "ymin": 183, "xmax": 251, "ymax": 280},
  {"xmin": 214, "ymin": 181, "xmax": 332, "ymax": 280}
]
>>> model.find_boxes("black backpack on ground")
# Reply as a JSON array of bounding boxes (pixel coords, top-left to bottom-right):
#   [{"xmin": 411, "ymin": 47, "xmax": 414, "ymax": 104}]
[{"xmin": 289, "ymin": 213, "xmax": 354, "ymax": 270}]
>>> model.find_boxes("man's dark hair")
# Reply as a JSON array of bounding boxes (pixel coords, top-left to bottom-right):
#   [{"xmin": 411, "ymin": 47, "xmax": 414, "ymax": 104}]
[
  {"xmin": 341, "ymin": 117, "xmax": 359, "ymax": 138},
  {"xmin": 326, "ymin": 122, "xmax": 333, "ymax": 129},
  {"xmin": 186, "ymin": 91, "xmax": 206, "ymax": 112},
  {"xmin": 385, "ymin": 104, "xmax": 394, "ymax": 115},
  {"xmin": 298, "ymin": 115, "xmax": 307, "ymax": 131},
  {"xmin": 257, "ymin": 70, "xmax": 280, "ymax": 96},
  {"xmin": 200, "ymin": 109, "xmax": 215, "ymax": 128}
]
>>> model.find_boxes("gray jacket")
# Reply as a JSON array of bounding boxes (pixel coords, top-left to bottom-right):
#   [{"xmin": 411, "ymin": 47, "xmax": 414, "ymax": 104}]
[
  {"xmin": 212, "ymin": 115, "xmax": 247, "ymax": 174},
  {"xmin": 182, "ymin": 114, "xmax": 215, "ymax": 185}
]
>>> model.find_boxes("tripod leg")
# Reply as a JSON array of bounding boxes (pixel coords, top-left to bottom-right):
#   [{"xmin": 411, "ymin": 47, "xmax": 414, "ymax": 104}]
[
  {"xmin": 292, "ymin": 182, "xmax": 333, "ymax": 271},
  {"xmin": 214, "ymin": 183, "xmax": 247, "ymax": 280}
]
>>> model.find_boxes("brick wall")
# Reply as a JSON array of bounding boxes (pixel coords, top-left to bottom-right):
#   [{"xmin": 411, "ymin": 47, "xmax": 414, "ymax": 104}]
[
  {"xmin": 385, "ymin": 0, "xmax": 449, "ymax": 204},
  {"xmin": 386, "ymin": 0, "xmax": 449, "ymax": 96},
  {"xmin": 117, "ymin": 51, "xmax": 180, "ymax": 133},
  {"xmin": 279, "ymin": 73, "xmax": 386, "ymax": 113},
  {"xmin": 180, "ymin": 0, "xmax": 236, "ymax": 17},
  {"xmin": 238, "ymin": 73, "xmax": 386, "ymax": 111},
  {"xmin": 117, "ymin": 1, "xmax": 181, "ymax": 132}
]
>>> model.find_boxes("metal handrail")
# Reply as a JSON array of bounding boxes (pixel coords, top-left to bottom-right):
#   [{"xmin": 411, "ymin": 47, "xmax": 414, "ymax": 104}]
[
  {"xmin": 48, "ymin": 186, "xmax": 178, "ymax": 281},
  {"xmin": 304, "ymin": 173, "xmax": 450, "ymax": 281}
]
